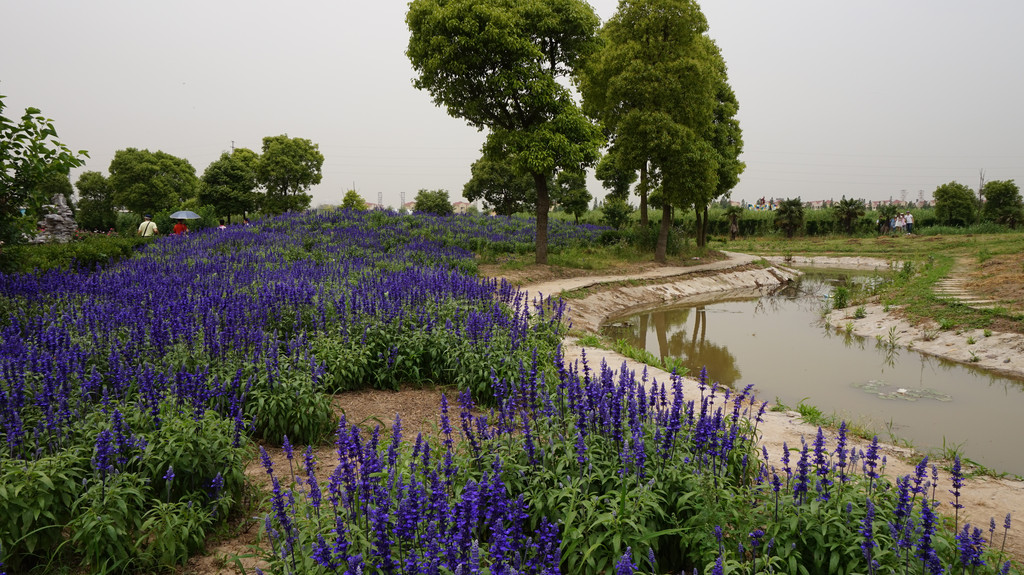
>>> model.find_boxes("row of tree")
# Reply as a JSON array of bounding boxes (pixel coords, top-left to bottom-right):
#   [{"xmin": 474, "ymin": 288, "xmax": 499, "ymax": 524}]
[
  {"xmin": 407, "ymin": 0, "xmax": 744, "ymax": 263},
  {"xmin": 75, "ymin": 135, "xmax": 324, "ymax": 231}
]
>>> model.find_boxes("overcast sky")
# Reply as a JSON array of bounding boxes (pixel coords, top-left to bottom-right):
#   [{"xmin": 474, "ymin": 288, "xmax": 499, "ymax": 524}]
[{"xmin": 3, "ymin": 0, "xmax": 1023, "ymax": 209}]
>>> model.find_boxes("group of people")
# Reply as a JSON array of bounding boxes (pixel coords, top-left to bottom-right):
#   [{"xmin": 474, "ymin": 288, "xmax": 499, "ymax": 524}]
[
  {"xmin": 137, "ymin": 216, "xmax": 247, "ymax": 237},
  {"xmin": 878, "ymin": 212, "xmax": 914, "ymax": 235}
]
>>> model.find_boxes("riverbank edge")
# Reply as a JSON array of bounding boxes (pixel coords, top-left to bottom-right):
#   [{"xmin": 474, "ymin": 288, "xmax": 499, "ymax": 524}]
[{"xmin": 519, "ymin": 252, "xmax": 1024, "ymax": 562}]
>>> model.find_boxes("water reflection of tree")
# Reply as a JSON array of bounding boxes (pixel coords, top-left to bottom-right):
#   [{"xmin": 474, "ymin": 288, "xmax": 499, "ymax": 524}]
[{"xmin": 652, "ymin": 306, "xmax": 742, "ymax": 388}]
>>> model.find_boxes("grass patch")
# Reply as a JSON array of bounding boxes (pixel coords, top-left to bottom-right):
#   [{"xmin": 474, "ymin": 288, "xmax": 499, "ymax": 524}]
[{"xmin": 611, "ymin": 338, "xmax": 689, "ymax": 376}]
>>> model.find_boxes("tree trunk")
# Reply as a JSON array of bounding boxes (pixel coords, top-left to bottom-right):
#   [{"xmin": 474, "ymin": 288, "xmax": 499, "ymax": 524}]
[
  {"xmin": 701, "ymin": 204, "xmax": 709, "ymax": 247},
  {"xmin": 654, "ymin": 202, "xmax": 671, "ymax": 263},
  {"xmin": 534, "ymin": 173, "xmax": 550, "ymax": 265},
  {"xmin": 639, "ymin": 162, "xmax": 649, "ymax": 228},
  {"xmin": 694, "ymin": 206, "xmax": 704, "ymax": 248}
]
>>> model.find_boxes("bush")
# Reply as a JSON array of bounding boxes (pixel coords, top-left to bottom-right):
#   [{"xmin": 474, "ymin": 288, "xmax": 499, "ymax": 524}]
[
  {"xmin": 0, "ymin": 234, "xmax": 148, "ymax": 273},
  {"xmin": 247, "ymin": 375, "xmax": 337, "ymax": 445}
]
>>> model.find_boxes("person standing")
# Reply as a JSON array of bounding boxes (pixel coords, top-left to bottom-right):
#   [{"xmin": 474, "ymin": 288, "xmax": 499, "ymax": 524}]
[
  {"xmin": 906, "ymin": 212, "xmax": 914, "ymax": 234},
  {"xmin": 173, "ymin": 219, "xmax": 189, "ymax": 235},
  {"xmin": 137, "ymin": 215, "xmax": 158, "ymax": 237}
]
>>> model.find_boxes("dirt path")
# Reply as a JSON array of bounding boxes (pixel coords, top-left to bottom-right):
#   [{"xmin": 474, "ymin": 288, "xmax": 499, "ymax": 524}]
[{"xmin": 508, "ymin": 251, "xmax": 1023, "ymax": 563}]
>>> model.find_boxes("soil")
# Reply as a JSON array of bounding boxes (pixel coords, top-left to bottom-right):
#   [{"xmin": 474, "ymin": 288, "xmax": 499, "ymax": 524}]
[{"xmin": 186, "ymin": 252, "xmax": 1024, "ymax": 573}]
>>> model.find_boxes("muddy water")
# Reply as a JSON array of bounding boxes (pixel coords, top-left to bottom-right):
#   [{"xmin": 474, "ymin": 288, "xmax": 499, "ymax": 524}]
[{"xmin": 603, "ymin": 272, "xmax": 1024, "ymax": 476}]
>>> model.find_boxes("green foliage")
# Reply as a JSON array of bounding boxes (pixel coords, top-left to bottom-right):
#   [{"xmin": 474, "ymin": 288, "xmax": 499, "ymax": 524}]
[
  {"xmin": 340, "ymin": 189, "xmax": 367, "ymax": 211},
  {"xmin": 108, "ymin": 148, "xmax": 199, "ymax": 216},
  {"xmin": 256, "ymin": 135, "xmax": 323, "ymax": 214},
  {"xmin": 67, "ymin": 472, "xmax": 149, "ymax": 574},
  {"xmin": 407, "ymin": 0, "xmax": 604, "ymax": 263},
  {"xmin": 832, "ymin": 196, "xmax": 866, "ymax": 234},
  {"xmin": 854, "ymin": 305, "xmax": 867, "ymax": 319},
  {"xmin": 199, "ymin": 148, "xmax": 260, "ymax": 221},
  {"xmin": 774, "ymin": 197, "xmax": 805, "ymax": 237},
  {"xmin": 0, "ymin": 234, "xmax": 148, "ymax": 273},
  {"xmin": 601, "ymin": 195, "xmax": 634, "ymax": 230},
  {"xmin": 247, "ymin": 375, "xmax": 337, "ymax": 445},
  {"xmin": 0, "ymin": 448, "xmax": 90, "ymax": 571},
  {"xmin": 831, "ymin": 286, "xmax": 850, "ymax": 310},
  {"xmin": 0, "ymin": 92, "xmax": 88, "ymax": 244},
  {"xmin": 136, "ymin": 500, "xmax": 212, "ymax": 569},
  {"xmin": 933, "ymin": 180, "xmax": 977, "ymax": 227},
  {"xmin": 463, "ymin": 154, "xmax": 536, "ymax": 216},
  {"xmin": 981, "ymin": 179, "xmax": 1023, "ymax": 228},
  {"xmin": 75, "ymin": 170, "xmax": 117, "ymax": 231},
  {"xmin": 555, "ymin": 169, "xmax": 592, "ymax": 223},
  {"xmin": 413, "ymin": 188, "xmax": 453, "ymax": 215}
]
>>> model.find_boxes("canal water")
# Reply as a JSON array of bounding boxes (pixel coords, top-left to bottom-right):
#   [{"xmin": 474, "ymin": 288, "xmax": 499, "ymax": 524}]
[{"xmin": 602, "ymin": 271, "xmax": 1024, "ymax": 476}]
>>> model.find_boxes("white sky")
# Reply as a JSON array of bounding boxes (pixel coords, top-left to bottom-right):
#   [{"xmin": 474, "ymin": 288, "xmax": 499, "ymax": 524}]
[{"xmin": 3, "ymin": 0, "xmax": 1023, "ymax": 209}]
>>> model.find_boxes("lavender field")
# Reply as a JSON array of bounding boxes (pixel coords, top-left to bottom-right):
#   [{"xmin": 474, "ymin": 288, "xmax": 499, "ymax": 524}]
[{"xmin": 0, "ymin": 210, "xmax": 1016, "ymax": 574}]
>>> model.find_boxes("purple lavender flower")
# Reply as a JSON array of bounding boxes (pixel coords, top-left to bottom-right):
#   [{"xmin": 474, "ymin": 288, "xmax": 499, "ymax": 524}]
[
  {"xmin": 614, "ymin": 547, "xmax": 635, "ymax": 575},
  {"xmin": 860, "ymin": 498, "xmax": 878, "ymax": 574}
]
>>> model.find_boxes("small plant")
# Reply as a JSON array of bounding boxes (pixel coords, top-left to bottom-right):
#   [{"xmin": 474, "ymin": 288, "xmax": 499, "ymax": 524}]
[
  {"xmin": 844, "ymin": 321, "xmax": 855, "ymax": 333},
  {"xmin": 984, "ymin": 329, "xmax": 993, "ymax": 337},
  {"xmin": 576, "ymin": 334, "xmax": 602, "ymax": 347},
  {"xmin": 939, "ymin": 318, "xmax": 955, "ymax": 330},
  {"xmin": 969, "ymin": 350, "xmax": 980, "ymax": 362},
  {"xmin": 882, "ymin": 303, "xmax": 891, "ymax": 312},
  {"xmin": 922, "ymin": 327, "xmax": 939, "ymax": 341},
  {"xmin": 831, "ymin": 286, "xmax": 850, "ymax": 310},
  {"xmin": 966, "ymin": 336, "xmax": 976, "ymax": 345},
  {"xmin": 854, "ymin": 306, "xmax": 866, "ymax": 319},
  {"xmin": 886, "ymin": 326, "xmax": 901, "ymax": 348}
]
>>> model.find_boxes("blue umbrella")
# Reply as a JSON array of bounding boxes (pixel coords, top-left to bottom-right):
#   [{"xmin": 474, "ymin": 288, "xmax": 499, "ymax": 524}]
[{"xmin": 169, "ymin": 210, "xmax": 201, "ymax": 220}]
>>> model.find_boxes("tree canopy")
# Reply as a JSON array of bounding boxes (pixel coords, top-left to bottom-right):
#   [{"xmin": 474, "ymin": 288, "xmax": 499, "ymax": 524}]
[
  {"xmin": 981, "ymin": 179, "xmax": 1023, "ymax": 228},
  {"xmin": 108, "ymin": 148, "xmax": 198, "ymax": 216},
  {"xmin": 579, "ymin": 0, "xmax": 739, "ymax": 259},
  {"xmin": 0, "ymin": 93, "xmax": 88, "ymax": 243},
  {"xmin": 463, "ymin": 153, "xmax": 536, "ymax": 216},
  {"xmin": 256, "ymin": 135, "xmax": 323, "ymax": 214},
  {"xmin": 340, "ymin": 190, "xmax": 367, "ymax": 211},
  {"xmin": 933, "ymin": 181, "xmax": 977, "ymax": 227},
  {"xmin": 832, "ymin": 196, "xmax": 866, "ymax": 235},
  {"xmin": 413, "ymin": 189, "xmax": 453, "ymax": 215},
  {"xmin": 75, "ymin": 171, "xmax": 116, "ymax": 231},
  {"xmin": 199, "ymin": 148, "xmax": 259, "ymax": 222},
  {"xmin": 774, "ymin": 197, "xmax": 805, "ymax": 238},
  {"xmin": 408, "ymin": 0, "xmax": 604, "ymax": 264},
  {"xmin": 554, "ymin": 169, "xmax": 591, "ymax": 223}
]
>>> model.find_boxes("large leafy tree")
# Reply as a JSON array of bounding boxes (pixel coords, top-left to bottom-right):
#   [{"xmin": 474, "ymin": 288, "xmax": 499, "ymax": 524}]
[
  {"xmin": 832, "ymin": 196, "xmax": 866, "ymax": 235},
  {"xmin": 594, "ymin": 150, "xmax": 637, "ymax": 202},
  {"xmin": 256, "ymin": 135, "xmax": 323, "ymax": 214},
  {"xmin": 75, "ymin": 171, "xmax": 117, "ymax": 231},
  {"xmin": 413, "ymin": 189, "xmax": 453, "ymax": 215},
  {"xmin": 463, "ymin": 154, "xmax": 536, "ymax": 216},
  {"xmin": 579, "ymin": 0, "xmax": 729, "ymax": 260},
  {"xmin": 199, "ymin": 148, "xmax": 259, "ymax": 222},
  {"xmin": 108, "ymin": 148, "xmax": 198, "ymax": 215},
  {"xmin": 697, "ymin": 47, "xmax": 745, "ymax": 247},
  {"xmin": 774, "ymin": 197, "xmax": 805, "ymax": 238},
  {"xmin": 981, "ymin": 179, "xmax": 1023, "ymax": 228},
  {"xmin": 407, "ymin": 0, "xmax": 604, "ymax": 264},
  {"xmin": 0, "ymin": 93, "xmax": 87, "ymax": 243},
  {"xmin": 933, "ymin": 181, "xmax": 976, "ymax": 227}
]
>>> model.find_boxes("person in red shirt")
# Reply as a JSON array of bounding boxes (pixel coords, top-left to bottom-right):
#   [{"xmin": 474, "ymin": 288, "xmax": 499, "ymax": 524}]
[{"xmin": 173, "ymin": 220, "xmax": 189, "ymax": 235}]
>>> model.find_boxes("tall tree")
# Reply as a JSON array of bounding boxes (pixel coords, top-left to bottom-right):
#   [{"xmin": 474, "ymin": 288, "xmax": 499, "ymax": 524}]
[
  {"xmin": 199, "ymin": 148, "xmax": 259, "ymax": 222},
  {"xmin": 981, "ymin": 179, "xmax": 1023, "ymax": 228},
  {"xmin": 463, "ymin": 153, "xmax": 536, "ymax": 216},
  {"xmin": 108, "ymin": 148, "xmax": 198, "ymax": 215},
  {"xmin": 832, "ymin": 196, "xmax": 866, "ymax": 235},
  {"xmin": 554, "ymin": 169, "xmax": 591, "ymax": 223},
  {"xmin": 579, "ymin": 0, "xmax": 725, "ymax": 261},
  {"xmin": 407, "ymin": 0, "xmax": 604, "ymax": 264},
  {"xmin": 256, "ymin": 135, "xmax": 323, "ymax": 214},
  {"xmin": 933, "ymin": 181, "xmax": 976, "ymax": 227},
  {"xmin": 0, "ymin": 93, "xmax": 87, "ymax": 243},
  {"xmin": 75, "ymin": 171, "xmax": 117, "ymax": 231}
]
